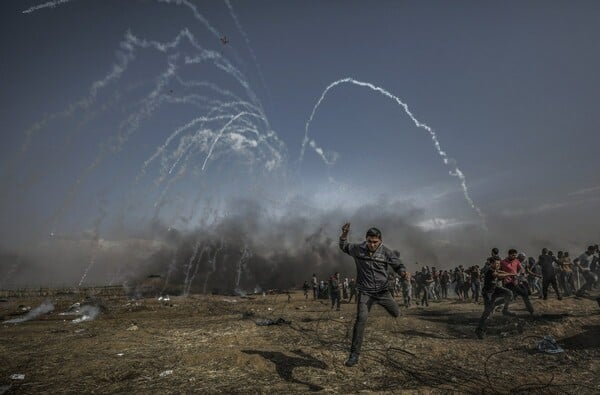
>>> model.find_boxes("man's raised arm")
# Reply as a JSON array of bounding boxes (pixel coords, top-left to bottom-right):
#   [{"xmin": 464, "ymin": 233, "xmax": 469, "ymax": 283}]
[{"xmin": 339, "ymin": 222, "xmax": 352, "ymax": 255}]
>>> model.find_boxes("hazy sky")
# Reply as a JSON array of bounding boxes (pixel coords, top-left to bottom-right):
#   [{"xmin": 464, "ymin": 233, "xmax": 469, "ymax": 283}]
[{"xmin": 1, "ymin": 1, "xmax": 599, "ymax": 286}]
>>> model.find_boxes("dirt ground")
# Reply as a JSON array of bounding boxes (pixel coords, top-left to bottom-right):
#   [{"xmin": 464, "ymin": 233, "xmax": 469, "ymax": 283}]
[{"xmin": 1, "ymin": 290, "xmax": 599, "ymax": 394}]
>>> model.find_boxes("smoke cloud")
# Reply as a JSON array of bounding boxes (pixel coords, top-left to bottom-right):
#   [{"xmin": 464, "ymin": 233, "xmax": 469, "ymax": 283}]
[
  {"xmin": 3, "ymin": 301, "xmax": 55, "ymax": 324},
  {"xmin": 1, "ymin": 192, "xmax": 598, "ymax": 292}
]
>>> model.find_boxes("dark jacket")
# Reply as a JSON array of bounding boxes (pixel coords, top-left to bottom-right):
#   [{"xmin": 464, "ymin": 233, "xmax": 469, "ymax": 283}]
[
  {"xmin": 339, "ymin": 238, "xmax": 406, "ymax": 294},
  {"xmin": 538, "ymin": 254, "xmax": 557, "ymax": 278}
]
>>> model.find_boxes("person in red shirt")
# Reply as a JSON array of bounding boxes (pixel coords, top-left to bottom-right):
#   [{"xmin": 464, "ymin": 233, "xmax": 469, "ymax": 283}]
[{"xmin": 500, "ymin": 249, "xmax": 534, "ymax": 315}]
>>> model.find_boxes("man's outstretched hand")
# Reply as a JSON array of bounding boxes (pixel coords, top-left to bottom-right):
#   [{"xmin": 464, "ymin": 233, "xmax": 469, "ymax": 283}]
[{"xmin": 341, "ymin": 222, "xmax": 350, "ymax": 238}]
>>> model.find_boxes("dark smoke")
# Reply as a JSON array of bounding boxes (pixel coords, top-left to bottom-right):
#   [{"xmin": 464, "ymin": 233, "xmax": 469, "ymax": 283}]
[{"xmin": 1, "ymin": 195, "xmax": 598, "ymax": 291}]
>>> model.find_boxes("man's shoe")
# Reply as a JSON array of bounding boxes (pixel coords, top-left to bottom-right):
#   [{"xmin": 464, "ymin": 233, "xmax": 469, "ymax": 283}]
[
  {"xmin": 502, "ymin": 310, "xmax": 516, "ymax": 317},
  {"xmin": 345, "ymin": 353, "xmax": 359, "ymax": 367},
  {"xmin": 558, "ymin": 296, "xmax": 563, "ymax": 301}
]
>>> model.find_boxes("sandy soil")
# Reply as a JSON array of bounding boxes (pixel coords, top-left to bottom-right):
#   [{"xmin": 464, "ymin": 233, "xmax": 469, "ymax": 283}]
[{"xmin": 0, "ymin": 290, "xmax": 598, "ymax": 394}]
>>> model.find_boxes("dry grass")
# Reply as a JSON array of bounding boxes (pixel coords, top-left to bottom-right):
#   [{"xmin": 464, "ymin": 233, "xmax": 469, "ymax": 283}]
[{"xmin": 1, "ymin": 291, "xmax": 599, "ymax": 394}]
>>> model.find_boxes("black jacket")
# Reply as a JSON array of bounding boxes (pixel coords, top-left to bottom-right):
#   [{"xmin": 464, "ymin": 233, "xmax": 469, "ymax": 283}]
[
  {"xmin": 339, "ymin": 238, "xmax": 406, "ymax": 294},
  {"xmin": 538, "ymin": 254, "xmax": 557, "ymax": 278}
]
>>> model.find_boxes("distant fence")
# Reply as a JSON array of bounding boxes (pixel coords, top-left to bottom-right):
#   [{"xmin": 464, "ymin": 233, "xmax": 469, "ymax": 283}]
[{"xmin": 0, "ymin": 286, "xmax": 125, "ymax": 298}]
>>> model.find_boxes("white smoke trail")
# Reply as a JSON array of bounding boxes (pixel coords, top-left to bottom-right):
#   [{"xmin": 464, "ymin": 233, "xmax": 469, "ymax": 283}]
[
  {"xmin": 49, "ymin": 27, "xmax": 264, "ymax": 226},
  {"xmin": 20, "ymin": 48, "xmax": 133, "ymax": 153},
  {"xmin": 224, "ymin": 0, "xmax": 271, "ymax": 101},
  {"xmin": 22, "ymin": 0, "xmax": 77, "ymax": 14},
  {"xmin": 301, "ymin": 77, "xmax": 486, "ymax": 229},
  {"xmin": 3, "ymin": 301, "xmax": 54, "ymax": 324},
  {"xmin": 140, "ymin": 104, "xmax": 264, "ymax": 179},
  {"xmin": 157, "ymin": 0, "xmax": 221, "ymax": 39},
  {"xmin": 202, "ymin": 111, "xmax": 264, "ymax": 170},
  {"xmin": 71, "ymin": 305, "xmax": 101, "ymax": 323},
  {"xmin": 176, "ymin": 78, "xmax": 269, "ymax": 130},
  {"xmin": 78, "ymin": 254, "xmax": 95, "ymax": 287},
  {"xmin": 235, "ymin": 245, "xmax": 253, "ymax": 292},
  {"xmin": 110, "ymin": 56, "xmax": 179, "ymax": 152},
  {"xmin": 202, "ymin": 238, "xmax": 224, "ymax": 294},
  {"xmin": 184, "ymin": 55, "xmax": 264, "ymax": 117},
  {"xmin": 183, "ymin": 242, "xmax": 209, "ymax": 296},
  {"xmin": 161, "ymin": 249, "xmax": 178, "ymax": 294},
  {"xmin": 20, "ymin": 27, "xmax": 207, "ymax": 155}
]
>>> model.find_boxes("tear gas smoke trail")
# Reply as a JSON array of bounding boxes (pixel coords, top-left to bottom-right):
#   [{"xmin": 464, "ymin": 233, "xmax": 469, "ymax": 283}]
[
  {"xmin": 75, "ymin": 200, "xmax": 107, "ymax": 287},
  {"xmin": 50, "ymin": 27, "xmax": 265, "ymax": 228},
  {"xmin": 19, "ymin": 26, "xmax": 223, "ymax": 155},
  {"xmin": 22, "ymin": 0, "xmax": 77, "ymax": 14},
  {"xmin": 301, "ymin": 77, "xmax": 487, "ymax": 230},
  {"xmin": 79, "ymin": 254, "xmax": 96, "ymax": 287},
  {"xmin": 3, "ymin": 301, "xmax": 54, "ymax": 324},
  {"xmin": 224, "ymin": 0, "xmax": 271, "ymax": 103},
  {"xmin": 183, "ymin": 240, "xmax": 202, "ymax": 295},
  {"xmin": 157, "ymin": 0, "xmax": 221, "ymax": 40},
  {"xmin": 141, "ymin": 105, "xmax": 264, "ymax": 180},
  {"xmin": 203, "ymin": 238, "xmax": 224, "ymax": 294},
  {"xmin": 235, "ymin": 245, "xmax": 253, "ymax": 292},
  {"xmin": 184, "ymin": 243, "xmax": 208, "ymax": 296},
  {"xmin": 161, "ymin": 250, "xmax": 178, "ymax": 293},
  {"xmin": 160, "ymin": 114, "xmax": 277, "ymax": 183},
  {"xmin": 155, "ymin": 0, "xmax": 258, "ymax": 105},
  {"xmin": 19, "ymin": 33, "xmax": 140, "ymax": 154},
  {"xmin": 176, "ymin": 78, "xmax": 270, "ymax": 130},
  {"xmin": 184, "ymin": 55, "xmax": 265, "ymax": 119},
  {"xmin": 111, "ymin": 57, "xmax": 179, "ymax": 151},
  {"xmin": 188, "ymin": 245, "xmax": 210, "ymax": 295},
  {"xmin": 202, "ymin": 111, "xmax": 265, "ymax": 170}
]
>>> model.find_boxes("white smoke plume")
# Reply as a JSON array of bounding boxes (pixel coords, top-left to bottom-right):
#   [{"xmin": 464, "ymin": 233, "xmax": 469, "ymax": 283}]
[
  {"xmin": 301, "ymin": 77, "xmax": 487, "ymax": 230},
  {"xmin": 3, "ymin": 301, "xmax": 54, "ymax": 324},
  {"xmin": 22, "ymin": 0, "xmax": 77, "ymax": 14},
  {"xmin": 71, "ymin": 305, "xmax": 101, "ymax": 324}
]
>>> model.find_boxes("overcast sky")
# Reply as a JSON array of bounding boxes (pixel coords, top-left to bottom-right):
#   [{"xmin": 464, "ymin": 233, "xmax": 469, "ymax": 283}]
[{"xmin": 1, "ymin": 1, "xmax": 599, "ymax": 284}]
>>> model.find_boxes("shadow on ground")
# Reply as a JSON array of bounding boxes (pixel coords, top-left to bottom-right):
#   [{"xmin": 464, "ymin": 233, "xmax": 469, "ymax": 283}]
[
  {"xmin": 560, "ymin": 325, "xmax": 600, "ymax": 350},
  {"xmin": 242, "ymin": 349, "xmax": 327, "ymax": 392}
]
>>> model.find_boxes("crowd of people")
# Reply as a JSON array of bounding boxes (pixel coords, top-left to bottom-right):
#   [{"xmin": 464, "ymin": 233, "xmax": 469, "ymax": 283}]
[
  {"xmin": 301, "ymin": 241, "xmax": 600, "ymax": 362},
  {"xmin": 303, "ymin": 244, "xmax": 600, "ymax": 311},
  {"xmin": 298, "ymin": 222, "xmax": 600, "ymax": 367}
]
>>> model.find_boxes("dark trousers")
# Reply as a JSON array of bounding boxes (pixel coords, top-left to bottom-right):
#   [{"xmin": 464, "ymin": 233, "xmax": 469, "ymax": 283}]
[
  {"xmin": 350, "ymin": 291, "xmax": 400, "ymax": 355},
  {"xmin": 416, "ymin": 284, "xmax": 429, "ymax": 306},
  {"xmin": 440, "ymin": 283, "xmax": 448, "ymax": 299},
  {"xmin": 472, "ymin": 281, "xmax": 481, "ymax": 303},
  {"xmin": 542, "ymin": 276, "xmax": 561, "ymax": 299},
  {"xmin": 331, "ymin": 290, "xmax": 341, "ymax": 310},
  {"xmin": 348, "ymin": 289, "xmax": 357, "ymax": 303},
  {"xmin": 505, "ymin": 282, "xmax": 534, "ymax": 313},
  {"xmin": 564, "ymin": 272, "xmax": 576, "ymax": 295},
  {"xmin": 312, "ymin": 287, "xmax": 317, "ymax": 300},
  {"xmin": 578, "ymin": 271, "xmax": 598, "ymax": 294},
  {"xmin": 477, "ymin": 286, "xmax": 513, "ymax": 330}
]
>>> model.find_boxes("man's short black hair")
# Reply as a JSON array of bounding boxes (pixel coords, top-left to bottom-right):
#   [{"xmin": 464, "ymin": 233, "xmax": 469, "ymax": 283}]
[
  {"xmin": 491, "ymin": 248, "xmax": 499, "ymax": 255},
  {"xmin": 366, "ymin": 227, "xmax": 382, "ymax": 239},
  {"xmin": 508, "ymin": 248, "xmax": 518, "ymax": 255}
]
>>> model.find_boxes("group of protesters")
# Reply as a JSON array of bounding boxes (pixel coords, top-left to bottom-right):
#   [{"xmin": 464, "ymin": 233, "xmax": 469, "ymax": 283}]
[
  {"xmin": 304, "ymin": 244, "xmax": 599, "ymax": 313},
  {"xmin": 304, "ymin": 223, "xmax": 600, "ymax": 367},
  {"xmin": 474, "ymin": 245, "xmax": 600, "ymax": 338},
  {"xmin": 302, "ymin": 272, "xmax": 358, "ymax": 309}
]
